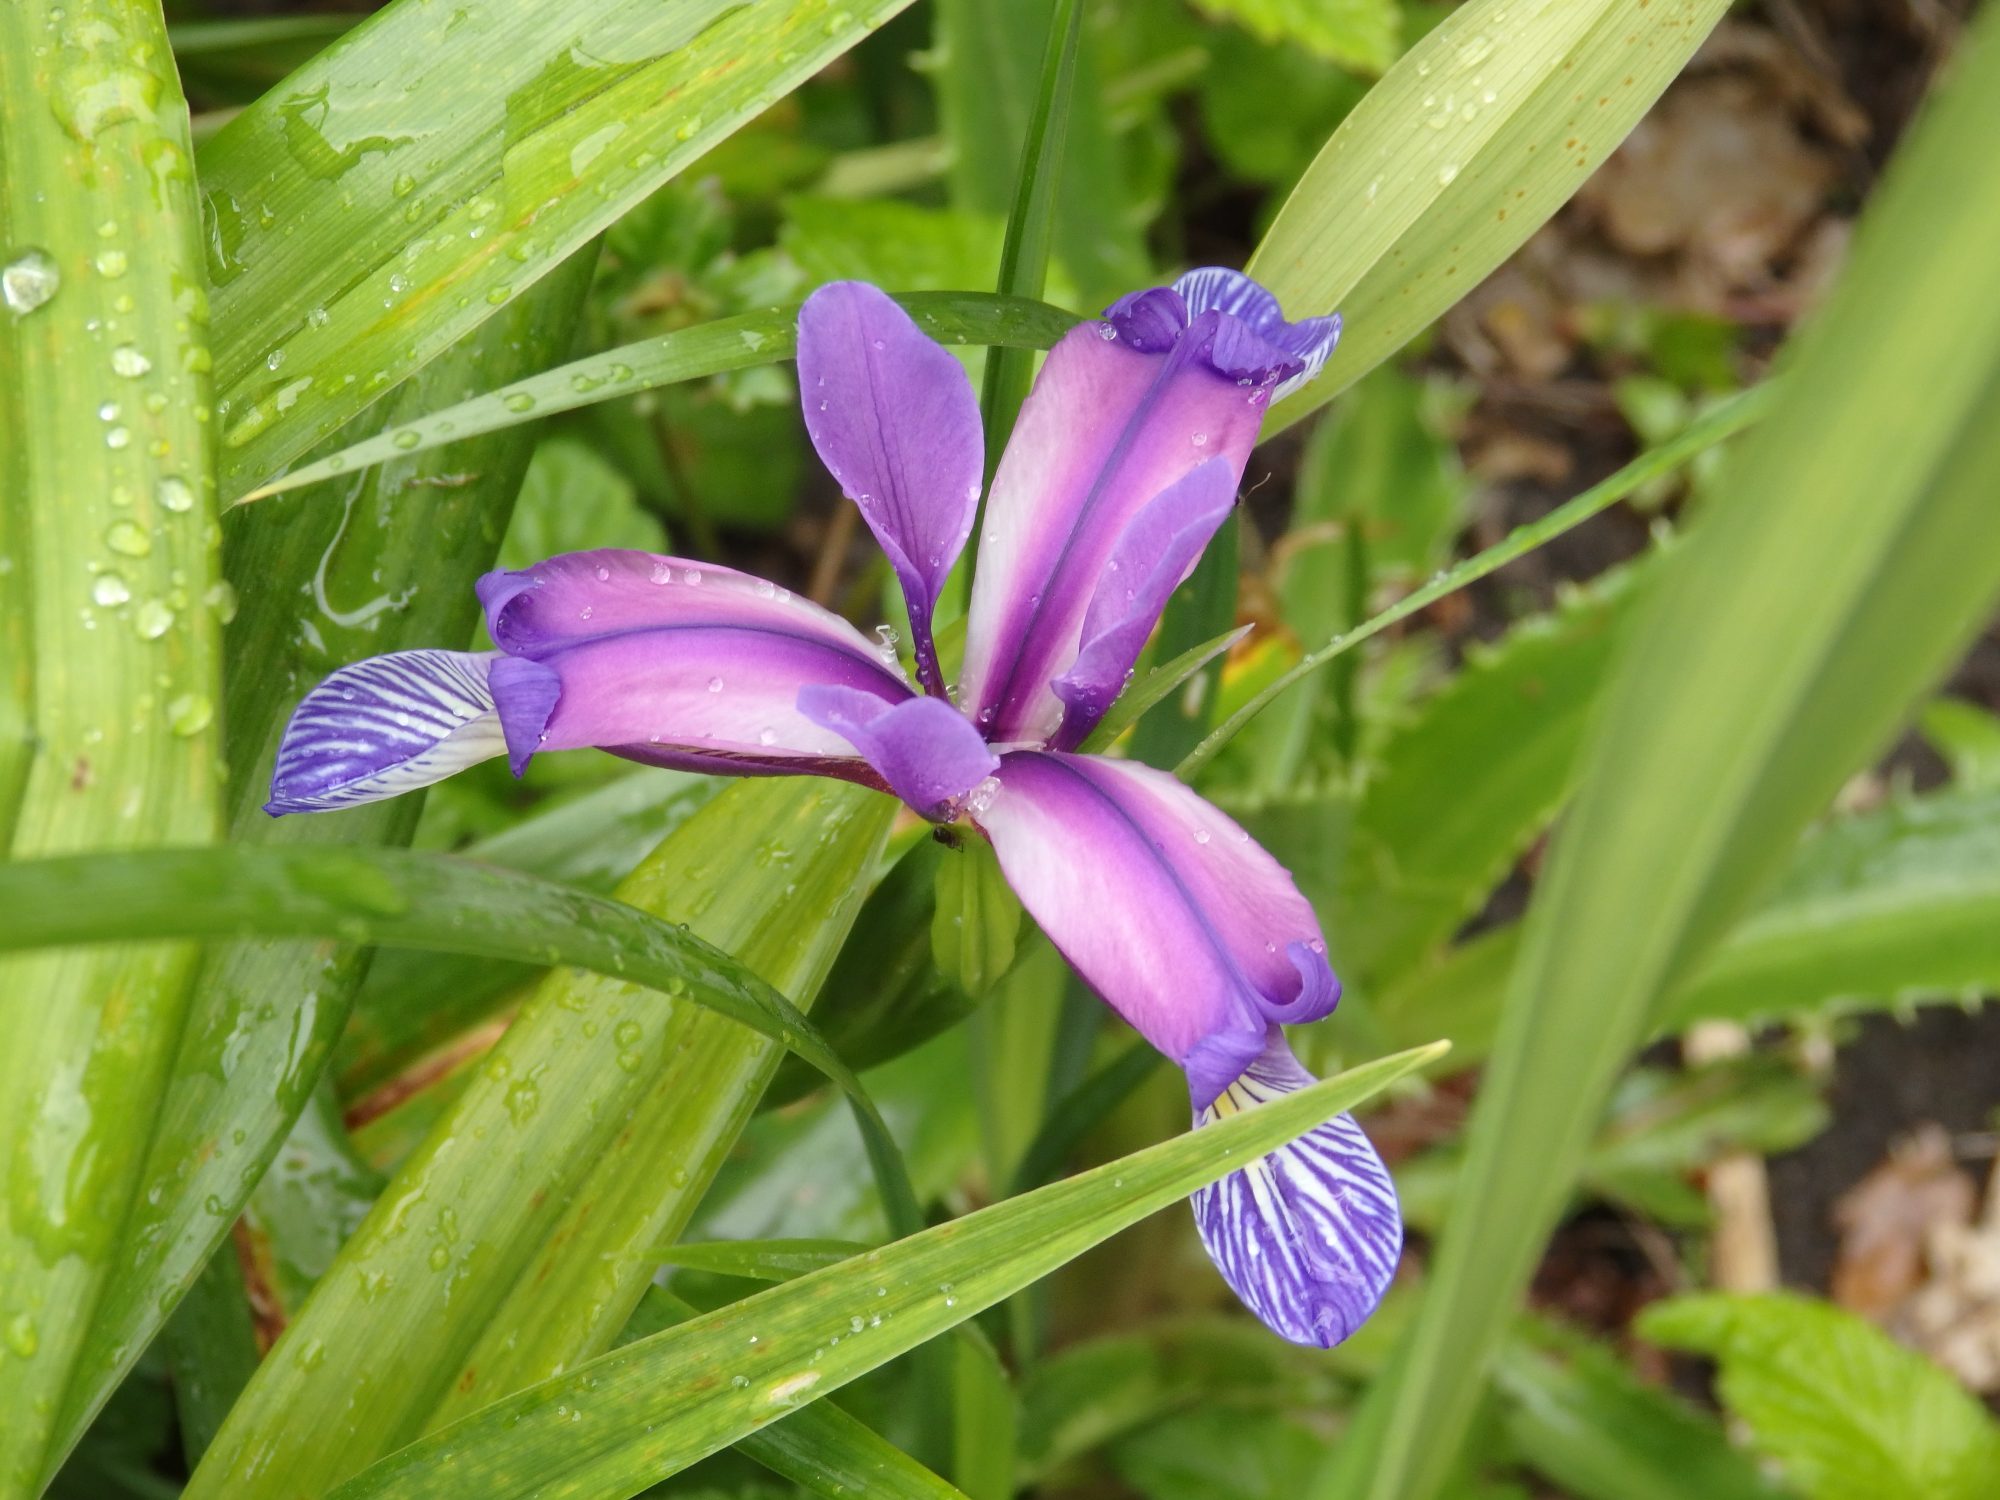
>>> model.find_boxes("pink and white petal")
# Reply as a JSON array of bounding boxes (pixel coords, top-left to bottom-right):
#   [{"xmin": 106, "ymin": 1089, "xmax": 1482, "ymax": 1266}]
[
  {"xmin": 974, "ymin": 751, "xmax": 1337, "ymax": 1107},
  {"xmin": 959, "ymin": 319, "xmax": 1268, "ymax": 744},
  {"xmin": 477, "ymin": 549, "xmax": 896, "ymax": 671},
  {"xmin": 1192, "ymin": 1034, "xmax": 1402, "ymax": 1348},
  {"xmin": 494, "ymin": 624, "xmax": 911, "ymax": 780}
]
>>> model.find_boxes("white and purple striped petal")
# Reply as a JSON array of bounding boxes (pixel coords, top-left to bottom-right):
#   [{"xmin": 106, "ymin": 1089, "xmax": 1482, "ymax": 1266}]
[
  {"xmin": 797, "ymin": 281, "xmax": 985, "ymax": 698},
  {"xmin": 474, "ymin": 551, "xmax": 914, "ymax": 780},
  {"xmin": 1174, "ymin": 267, "xmax": 1341, "ymax": 402},
  {"xmin": 1048, "ymin": 457, "xmax": 1235, "ymax": 750},
  {"xmin": 960, "ymin": 268, "xmax": 1338, "ymax": 745},
  {"xmin": 973, "ymin": 751, "xmax": 1339, "ymax": 1109},
  {"xmin": 1192, "ymin": 1033, "xmax": 1402, "ymax": 1348},
  {"xmin": 799, "ymin": 685, "xmax": 999, "ymax": 820},
  {"xmin": 266, "ymin": 649, "xmax": 507, "ymax": 814}
]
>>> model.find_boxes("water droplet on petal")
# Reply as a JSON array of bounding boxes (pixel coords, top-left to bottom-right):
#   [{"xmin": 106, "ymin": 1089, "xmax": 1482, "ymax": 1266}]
[{"xmin": 706, "ymin": 677, "xmax": 723, "ymax": 693}]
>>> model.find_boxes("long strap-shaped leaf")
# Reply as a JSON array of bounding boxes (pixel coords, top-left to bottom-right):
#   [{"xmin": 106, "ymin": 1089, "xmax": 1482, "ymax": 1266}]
[
  {"xmin": 51, "ymin": 249, "xmax": 605, "ymax": 1473},
  {"xmin": 0, "ymin": 2, "xmax": 224, "ymax": 1492},
  {"xmin": 1318, "ymin": 12, "xmax": 2000, "ymax": 1499},
  {"xmin": 199, "ymin": 0, "xmax": 918, "ymax": 493},
  {"xmin": 231, "ymin": 292, "xmax": 1080, "ymax": 505},
  {"xmin": 0, "ymin": 844, "xmax": 920, "ymax": 1230},
  {"xmin": 321, "ymin": 1043, "xmax": 1448, "ymax": 1500},
  {"xmin": 1180, "ymin": 383, "xmax": 1776, "ymax": 776},
  {"xmin": 1249, "ymin": 0, "xmax": 1730, "ymax": 432}
]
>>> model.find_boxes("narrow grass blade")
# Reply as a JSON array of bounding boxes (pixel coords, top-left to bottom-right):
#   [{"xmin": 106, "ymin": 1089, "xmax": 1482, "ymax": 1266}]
[
  {"xmin": 932, "ymin": 0, "xmax": 1146, "ymax": 301},
  {"xmin": 1320, "ymin": 14, "xmax": 2000, "ymax": 1497},
  {"xmin": 234, "ymin": 293, "xmax": 1078, "ymax": 505},
  {"xmin": 973, "ymin": 0, "xmax": 1084, "ymax": 519},
  {"xmin": 1249, "ymin": 0, "xmax": 1730, "ymax": 433},
  {"xmin": 53, "ymin": 249, "xmax": 602, "ymax": 1466},
  {"xmin": 624, "ymin": 1288, "xmax": 973, "ymax": 1500},
  {"xmin": 1181, "ymin": 381, "xmax": 1774, "ymax": 777},
  {"xmin": 0, "ymin": 4, "xmax": 223, "ymax": 1489},
  {"xmin": 1077, "ymin": 627, "xmax": 1251, "ymax": 755},
  {"xmin": 324, "ymin": 1043, "xmax": 1449, "ymax": 1500}
]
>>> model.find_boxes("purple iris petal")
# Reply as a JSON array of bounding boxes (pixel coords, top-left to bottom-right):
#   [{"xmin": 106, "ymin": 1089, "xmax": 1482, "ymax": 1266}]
[
  {"xmin": 1049, "ymin": 457, "xmax": 1236, "ymax": 750},
  {"xmin": 478, "ymin": 549, "xmax": 893, "ymax": 667},
  {"xmin": 1192, "ymin": 1033, "xmax": 1402, "ymax": 1348},
  {"xmin": 796, "ymin": 281, "xmax": 985, "ymax": 699},
  {"xmin": 799, "ymin": 685, "xmax": 999, "ymax": 820},
  {"xmin": 473, "ymin": 548, "xmax": 913, "ymax": 780},
  {"xmin": 958, "ymin": 326, "xmax": 1260, "ymax": 745},
  {"xmin": 973, "ymin": 750, "xmax": 1338, "ymax": 1110},
  {"xmin": 265, "ymin": 649, "xmax": 507, "ymax": 814},
  {"xmin": 959, "ymin": 268, "xmax": 1336, "ymax": 747}
]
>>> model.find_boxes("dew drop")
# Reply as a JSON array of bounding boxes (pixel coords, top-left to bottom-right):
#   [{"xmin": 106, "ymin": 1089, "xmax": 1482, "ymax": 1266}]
[
  {"xmin": 91, "ymin": 572, "xmax": 130, "ymax": 607},
  {"xmin": 105, "ymin": 520, "xmax": 151, "ymax": 557},
  {"xmin": 157, "ymin": 475, "xmax": 195, "ymax": 513},
  {"xmin": 110, "ymin": 343, "xmax": 151, "ymax": 378},
  {"xmin": 167, "ymin": 693, "xmax": 213, "ymax": 737},
  {"xmin": 2, "ymin": 248, "xmax": 60, "ymax": 316},
  {"xmin": 392, "ymin": 429, "xmax": 421, "ymax": 450},
  {"xmin": 133, "ymin": 599, "xmax": 174, "ymax": 639},
  {"xmin": 94, "ymin": 248, "xmax": 128, "ymax": 279},
  {"xmin": 504, "ymin": 391, "xmax": 535, "ymax": 413}
]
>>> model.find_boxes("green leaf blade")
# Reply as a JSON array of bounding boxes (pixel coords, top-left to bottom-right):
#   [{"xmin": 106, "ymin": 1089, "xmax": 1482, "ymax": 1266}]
[{"xmin": 326, "ymin": 1042, "xmax": 1450, "ymax": 1500}]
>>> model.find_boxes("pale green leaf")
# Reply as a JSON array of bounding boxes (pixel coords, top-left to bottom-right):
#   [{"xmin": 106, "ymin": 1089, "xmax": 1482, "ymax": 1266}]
[{"xmin": 1250, "ymin": 0, "xmax": 1730, "ymax": 432}]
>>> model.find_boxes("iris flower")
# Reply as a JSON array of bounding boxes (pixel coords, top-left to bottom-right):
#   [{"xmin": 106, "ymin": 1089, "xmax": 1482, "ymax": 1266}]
[{"xmin": 267, "ymin": 269, "xmax": 1401, "ymax": 1347}]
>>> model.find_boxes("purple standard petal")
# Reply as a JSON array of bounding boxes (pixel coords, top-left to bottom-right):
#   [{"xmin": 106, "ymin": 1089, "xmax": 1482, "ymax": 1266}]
[
  {"xmin": 266, "ymin": 649, "xmax": 506, "ymax": 814},
  {"xmin": 960, "ymin": 268, "xmax": 1335, "ymax": 746},
  {"xmin": 1048, "ymin": 457, "xmax": 1235, "ymax": 750},
  {"xmin": 799, "ymin": 686, "xmax": 999, "ymax": 820},
  {"xmin": 1192, "ymin": 1033, "xmax": 1402, "ymax": 1348},
  {"xmin": 476, "ymin": 549, "xmax": 913, "ymax": 781},
  {"xmin": 974, "ymin": 751, "xmax": 1339, "ymax": 1108},
  {"xmin": 797, "ymin": 281, "xmax": 985, "ymax": 699}
]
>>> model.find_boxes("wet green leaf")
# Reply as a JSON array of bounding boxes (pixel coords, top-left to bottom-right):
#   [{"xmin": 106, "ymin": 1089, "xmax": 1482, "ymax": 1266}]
[
  {"xmin": 199, "ymin": 0, "xmax": 922, "ymax": 493},
  {"xmin": 1, "ymin": 3, "xmax": 223, "ymax": 1487},
  {"xmin": 235, "ymin": 292, "xmax": 1079, "ymax": 504},
  {"xmin": 55, "ymin": 253, "xmax": 602, "ymax": 1462},
  {"xmin": 323, "ymin": 1043, "xmax": 1448, "ymax": 1500},
  {"xmin": 1252, "ymin": 0, "xmax": 1729, "ymax": 432}
]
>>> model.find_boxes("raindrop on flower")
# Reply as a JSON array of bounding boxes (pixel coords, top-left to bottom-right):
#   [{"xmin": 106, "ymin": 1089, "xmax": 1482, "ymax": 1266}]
[{"xmin": 707, "ymin": 676, "xmax": 723, "ymax": 693}]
